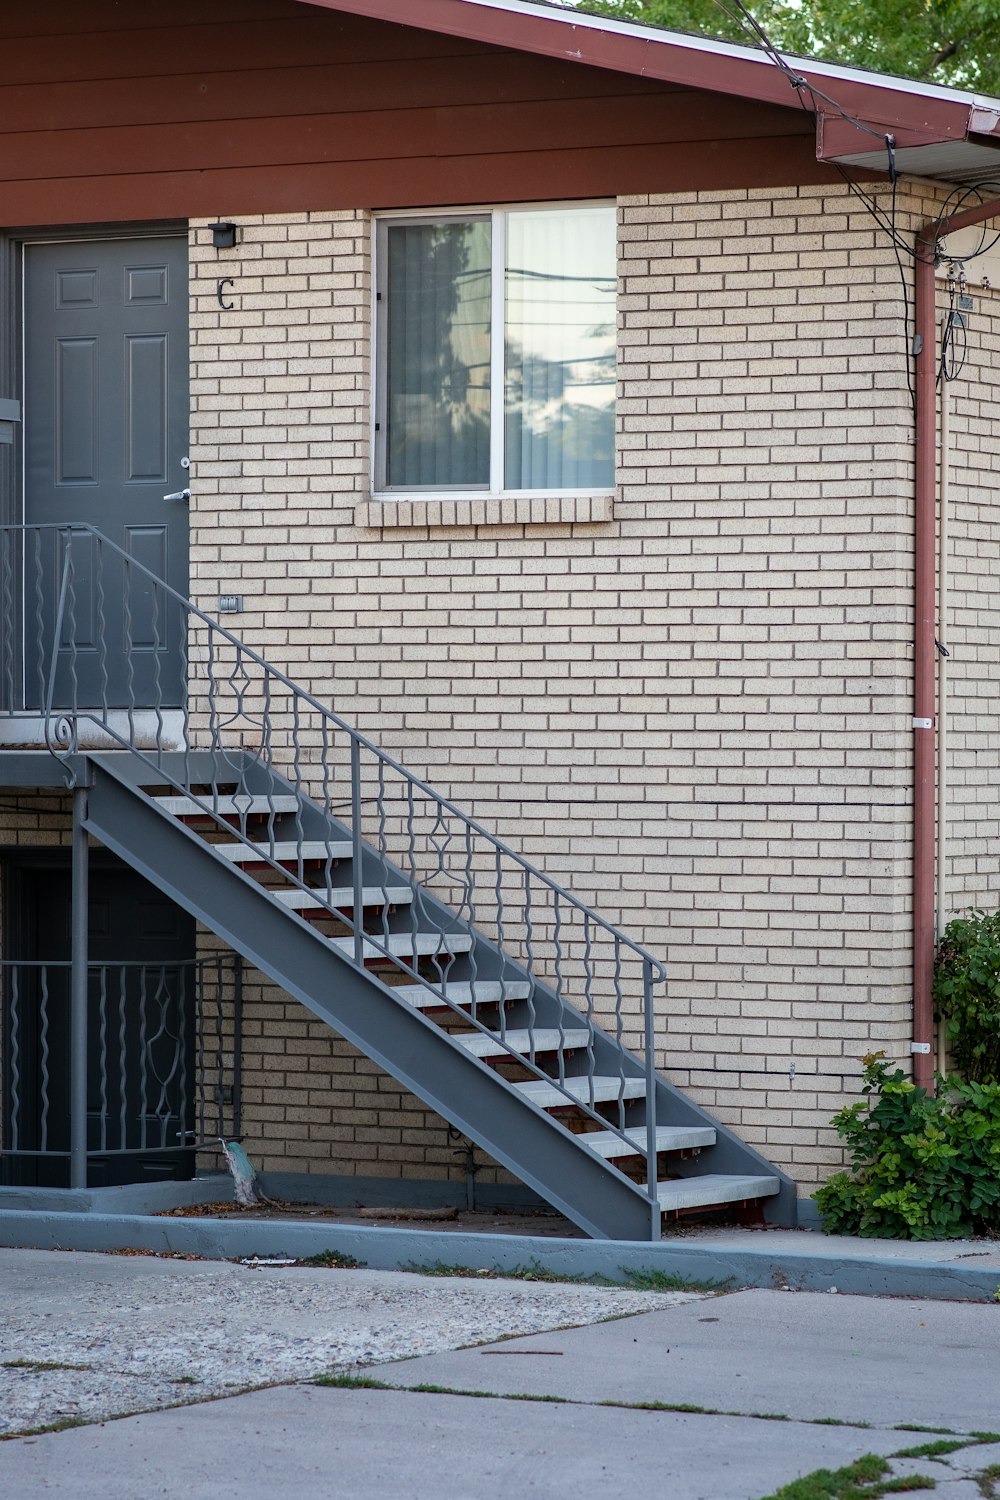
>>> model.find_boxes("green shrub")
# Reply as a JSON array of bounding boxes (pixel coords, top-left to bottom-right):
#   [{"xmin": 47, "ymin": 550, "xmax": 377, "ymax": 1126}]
[
  {"xmin": 934, "ymin": 911, "xmax": 1000, "ymax": 1084},
  {"xmin": 814, "ymin": 1053, "xmax": 1000, "ymax": 1239}
]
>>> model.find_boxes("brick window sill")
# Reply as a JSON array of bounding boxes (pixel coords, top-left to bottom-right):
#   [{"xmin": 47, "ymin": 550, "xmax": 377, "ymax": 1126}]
[{"xmin": 355, "ymin": 494, "xmax": 614, "ymax": 529}]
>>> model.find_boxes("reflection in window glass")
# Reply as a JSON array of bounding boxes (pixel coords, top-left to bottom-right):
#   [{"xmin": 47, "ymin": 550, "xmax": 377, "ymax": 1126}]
[
  {"xmin": 504, "ymin": 207, "xmax": 616, "ymax": 491},
  {"xmin": 386, "ymin": 220, "xmax": 492, "ymax": 489}
]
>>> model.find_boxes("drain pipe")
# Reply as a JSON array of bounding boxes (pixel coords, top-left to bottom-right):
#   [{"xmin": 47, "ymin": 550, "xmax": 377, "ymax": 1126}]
[
  {"xmin": 936, "ymin": 383, "xmax": 951, "ymax": 1078},
  {"xmin": 913, "ymin": 195, "xmax": 1000, "ymax": 1091}
]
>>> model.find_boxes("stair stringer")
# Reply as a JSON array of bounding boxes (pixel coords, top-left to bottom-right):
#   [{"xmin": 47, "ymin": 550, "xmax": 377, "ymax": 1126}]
[
  {"xmin": 166, "ymin": 751, "xmax": 798, "ymax": 1223},
  {"xmin": 82, "ymin": 754, "xmax": 664, "ymax": 1241}
]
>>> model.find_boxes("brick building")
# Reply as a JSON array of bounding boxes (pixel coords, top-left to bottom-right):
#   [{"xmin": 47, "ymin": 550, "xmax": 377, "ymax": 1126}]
[{"xmin": 0, "ymin": 0, "xmax": 998, "ymax": 1235}]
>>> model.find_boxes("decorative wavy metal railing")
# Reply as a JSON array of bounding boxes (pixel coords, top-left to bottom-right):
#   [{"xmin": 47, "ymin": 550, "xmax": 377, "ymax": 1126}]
[
  {"xmin": 1, "ymin": 524, "xmax": 667, "ymax": 1211},
  {"xmin": 0, "ymin": 955, "xmax": 241, "ymax": 1167}
]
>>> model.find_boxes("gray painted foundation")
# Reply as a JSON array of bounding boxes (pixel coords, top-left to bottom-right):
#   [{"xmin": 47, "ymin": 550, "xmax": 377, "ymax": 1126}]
[
  {"xmin": 0, "ymin": 1171, "xmax": 546, "ymax": 1217},
  {"xmin": 0, "ymin": 1204, "xmax": 997, "ymax": 1302}
]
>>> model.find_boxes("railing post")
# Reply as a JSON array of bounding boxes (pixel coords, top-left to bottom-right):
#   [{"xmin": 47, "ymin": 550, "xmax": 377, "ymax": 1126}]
[
  {"xmin": 351, "ymin": 738, "xmax": 364, "ymax": 967},
  {"xmin": 70, "ymin": 786, "xmax": 89, "ymax": 1189},
  {"xmin": 643, "ymin": 957, "xmax": 659, "ymax": 1241},
  {"xmin": 232, "ymin": 953, "xmax": 243, "ymax": 1140}
]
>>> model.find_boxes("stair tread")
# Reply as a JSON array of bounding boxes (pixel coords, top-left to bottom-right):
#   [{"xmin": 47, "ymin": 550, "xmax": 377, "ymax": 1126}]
[
  {"xmin": 455, "ymin": 1027, "xmax": 591, "ymax": 1058},
  {"xmin": 515, "ymin": 1076, "xmax": 646, "ymax": 1108},
  {"xmin": 217, "ymin": 840, "xmax": 352, "ymax": 863},
  {"xmin": 656, "ymin": 1174, "xmax": 780, "ymax": 1210},
  {"xmin": 392, "ymin": 981, "xmax": 532, "ymax": 1009},
  {"xmin": 580, "ymin": 1125, "xmax": 716, "ymax": 1158},
  {"xmin": 156, "ymin": 794, "xmax": 298, "ymax": 817},
  {"xmin": 331, "ymin": 931, "xmax": 474, "ymax": 960},
  {"xmin": 275, "ymin": 885, "xmax": 412, "ymax": 910}
]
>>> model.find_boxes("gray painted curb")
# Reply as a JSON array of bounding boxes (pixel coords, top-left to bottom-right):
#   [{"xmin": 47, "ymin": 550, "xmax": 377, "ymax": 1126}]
[{"xmin": 0, "ymin": 1211, "xmax": 997, "ymax": 1301}]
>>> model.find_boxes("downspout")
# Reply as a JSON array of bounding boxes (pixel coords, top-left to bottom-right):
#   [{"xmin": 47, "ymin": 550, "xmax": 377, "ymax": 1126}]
[
  {"xmin": 913, "ymin": 195, "xmax": 1000, "ymax": 1092},
  {"xmin": 936, "ymin": 382, "xmax": 950, "ymax": 1079}
]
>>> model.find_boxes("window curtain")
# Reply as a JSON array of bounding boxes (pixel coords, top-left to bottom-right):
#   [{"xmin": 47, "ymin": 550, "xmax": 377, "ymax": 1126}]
[
  {"xmin": 385, "ymin": 220, "xmax": 492, "ymax": 489},
  {"xmin": 504, "ymin": 207, "xmax": 616, "ymax": 491}
]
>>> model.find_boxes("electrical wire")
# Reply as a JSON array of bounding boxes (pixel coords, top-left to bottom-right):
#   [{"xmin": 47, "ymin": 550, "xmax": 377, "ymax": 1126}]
[
  {"xmin": 939, "ymin": 265, "xmax": 970, "ymax": 382},
  {"xmin": 703, "ymin": 0, "xmax": 1000, "ymax": 404},
  {"xmin": 711, "ymin": 0, "xmax": 1000, "ymax": 265}
]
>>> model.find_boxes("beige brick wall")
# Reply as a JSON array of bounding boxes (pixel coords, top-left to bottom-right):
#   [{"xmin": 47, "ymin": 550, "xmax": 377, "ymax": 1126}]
[
  {"xmin": 935, "ymin": 244, "xmax": 1000, "ymax": 919},
  {"xmin": 182, "ymin": 183, "xmax": 957, "ymax": 1197}
]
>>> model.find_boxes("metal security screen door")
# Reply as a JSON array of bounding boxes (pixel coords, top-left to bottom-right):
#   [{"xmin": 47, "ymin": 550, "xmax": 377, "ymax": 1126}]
[{"xmin": 23, "ymin": 236, "xmax": 189, "ymax": 708}]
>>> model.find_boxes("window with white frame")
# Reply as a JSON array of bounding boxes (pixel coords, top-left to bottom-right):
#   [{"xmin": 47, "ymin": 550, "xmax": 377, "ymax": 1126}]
[{"xmin": 374, "ymin": 203, "xmax": 616, "ymax": 495}]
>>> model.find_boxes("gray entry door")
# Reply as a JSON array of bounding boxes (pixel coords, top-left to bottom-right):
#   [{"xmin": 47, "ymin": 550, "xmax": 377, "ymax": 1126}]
[{"xmin": 23, "ymin": 236, "xmax": 189, "ymax": 709}]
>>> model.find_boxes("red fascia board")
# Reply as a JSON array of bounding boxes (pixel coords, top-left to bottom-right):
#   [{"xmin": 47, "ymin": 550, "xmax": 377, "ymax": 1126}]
[
  {"xmin": 816, "ymin": 113, "xmax": 962, "ymax": 163},
  {"xmin": 293, "ymin": 0, "xmax": 975, "ymax": 142}
]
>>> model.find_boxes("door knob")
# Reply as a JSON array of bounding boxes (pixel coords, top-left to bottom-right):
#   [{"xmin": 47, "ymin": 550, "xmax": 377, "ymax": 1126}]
[{"xmin": 164, "ymin": 488, "xmax": 191, "ymax": 502}]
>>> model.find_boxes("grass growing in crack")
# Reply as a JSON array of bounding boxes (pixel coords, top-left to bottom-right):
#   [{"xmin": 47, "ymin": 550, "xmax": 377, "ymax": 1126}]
[
  {"xmin": 894, "ymin": 1436, "xmax": 1000, "ymax": 1460},
  {"xmin": 172, "ymin": 1376, "xmax": 201, "ymax": 1386},
  {"xmin": 411, "ymin": 1382, "xmax": 567, "ymax": 1403},
  {"xmin": 894, "ymin": 1425, "xmax": 955, "ymax": 1436},
  {"xmin": 618, "ymin": 1267, "xmax": 733, "ymax": 1294},
  {"xmin": 759, "ymin": 1454, "xmax": 936, "ymax": 1499},
  {"xmin": 296, "ymin": 1250, "xmax": 366, "ymax": 1270},
  {"xmin": 2, "ymin": 1359, "xmax": 94, "ymax": 1373},
  {"xmin": 977, "ymin": 1463, "xmax": 1000, "ymax": 1499},
  {"xmin": 0, "ymin": 1416, "xmax": 88, "ymax": 1441},
  {"xmin": 312, "ymin": 1377, "xmax": 886, "ymax": 1431},
  {"xmin": 893, "ymin": 1439, "xmax": 964, "ymax": 1459},
  {"xmin": 402, "ymin": 1260, "xmax": 588, "ymax": 1284},
  {"xmin": 1, "ymin": 1378, "xmax": 290, "ymax": 1443},
  {"xmin": 401, "ymin": 1258, "xmax": 725, "ymax": 1293},
  {"xmin": 314, "ymin": 1373, "xmax": 392, "ymax": 1390}
]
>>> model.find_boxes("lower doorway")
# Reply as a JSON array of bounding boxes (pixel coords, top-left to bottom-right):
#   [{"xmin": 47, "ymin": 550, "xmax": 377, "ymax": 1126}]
[{"xmin": 2, "ymin": 850, "xmax": 198, "ymax": 1188}]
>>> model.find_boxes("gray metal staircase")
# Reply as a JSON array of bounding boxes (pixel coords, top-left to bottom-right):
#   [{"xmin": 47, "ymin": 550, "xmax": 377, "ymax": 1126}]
[
  {"xmin": 76, "ymin": 747, "xmax": 790, "ymax": 1239},
  {"xmin": 1, "ymin": 523, "xmax": 796, "ymax": 1238}
]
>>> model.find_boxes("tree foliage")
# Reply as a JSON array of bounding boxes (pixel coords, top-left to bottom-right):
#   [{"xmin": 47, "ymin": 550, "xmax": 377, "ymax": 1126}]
[{"xmin": 574, "ymin": 1, "xmax": 1000, "ymax": 96}]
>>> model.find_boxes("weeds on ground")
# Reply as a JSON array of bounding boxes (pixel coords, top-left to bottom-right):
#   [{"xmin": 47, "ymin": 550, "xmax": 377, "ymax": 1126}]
[
  {"xmin": 2, "ymin": 1359, "xmax": 94, "ymax": 1373},
  {"xmin": 314, "ymin": 1373, "xmax": 391, "ymax": 1390},
  {"xmin": 401, "ymin": 1259, "xmax": 587, "ymax": 1283},
  {"xmin": 0, "ymin": 1416, "xmax": 88, "ymax": 1440},
  {"xmin": 977, "ymin": 1463, "xmax": 1000, "ymax": 1499},
  {"xmin": 618, "ymin": 1267, "xmax": 733, "ymax": 1293},
  {"xmin": 893, "ymin": 1436, "xmax": 1000, "ymax": 1460},
  {"xmin": 401, "ymin": 1258, "xmax": 726, "ymax": 1292},
  {"xmin": 759, "ymin": 1453, "xmax": 936, "ymax": 1499},
  {"xmin": 296, "ymin": 1250, "xmax": 366, "ymax": 1270}
]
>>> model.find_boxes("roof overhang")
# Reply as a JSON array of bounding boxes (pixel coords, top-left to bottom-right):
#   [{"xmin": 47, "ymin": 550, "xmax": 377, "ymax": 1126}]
[{"xmin": 294, "ymin": 0, "xmax": 1000, "ymax": 183}]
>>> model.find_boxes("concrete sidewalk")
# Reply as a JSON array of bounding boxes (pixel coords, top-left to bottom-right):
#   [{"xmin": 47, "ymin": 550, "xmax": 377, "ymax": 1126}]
[{"xmin": 0, "ymin": 1247, "xmax": 998, "ymax": 1498}]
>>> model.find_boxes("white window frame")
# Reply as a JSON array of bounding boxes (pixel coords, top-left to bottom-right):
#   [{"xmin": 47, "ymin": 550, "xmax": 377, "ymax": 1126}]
[{"xmin": 371, "ymin": 200, "xmax": 616, "ymax": 500}]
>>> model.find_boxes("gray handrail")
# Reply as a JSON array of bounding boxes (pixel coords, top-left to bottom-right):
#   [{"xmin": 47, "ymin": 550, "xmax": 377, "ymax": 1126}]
[
  {"xmin": 39, "ymin": 522, "xmax": 665, "ymax": 977},
  {"xmin": 3, "ymin": 521, "xmax": 666, "ymax": 1203}
]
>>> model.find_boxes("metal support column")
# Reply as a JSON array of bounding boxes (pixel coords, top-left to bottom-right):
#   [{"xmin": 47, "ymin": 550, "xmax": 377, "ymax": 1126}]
[{"xmin": 70, "ymin": 786, "xmax": 89, "ymax": 1189}]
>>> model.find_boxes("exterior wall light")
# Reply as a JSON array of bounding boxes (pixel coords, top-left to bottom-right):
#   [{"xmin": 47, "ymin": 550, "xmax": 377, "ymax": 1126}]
[{"xmin": 208, "ymin": 222, "xmax": 238, "ymax": 250}]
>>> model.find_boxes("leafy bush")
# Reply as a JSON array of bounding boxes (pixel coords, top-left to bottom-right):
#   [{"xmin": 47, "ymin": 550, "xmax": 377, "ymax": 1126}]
[
  {"xmin": 934, "ymin": 911, "xmax": 1000, "ymax": 1084},
  {"xmin": 814, "ymin": 1054, "xmax": 1000, "ymax": 1239}
]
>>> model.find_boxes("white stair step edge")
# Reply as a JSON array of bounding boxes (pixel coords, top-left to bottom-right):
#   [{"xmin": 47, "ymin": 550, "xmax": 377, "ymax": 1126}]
[
  {"xmin": 331, "ymin": 931, "xmax": 474, "ymax": 960},
  {"xmin": 656, "ymin": 1174, "xmax": 780, "ymax": 1212},
  {"xmin": 392, "ymin": 980, "xmax": 532, "ymax": 1009},
  {"xmin": 580, "ymin": 1125, "xmax": 716, "ymax": 1159},
  {"xmin": 515, "ymin": 1076, "xmax": 646, "ymax": 1109},
  {"xmin": 156, "ymin": 794, "xmax": 299, "ymax": 817},
  {"xmin": 455, "ymin": 1027, "xmax": 592, "ymax": 1059},
  {"xmin": 274, "ymin": 885, "xmax": 412, "ymax": 910},
  {"xmin": 217, "ymin": 840, "xmax": 352, "ymax": 863}
]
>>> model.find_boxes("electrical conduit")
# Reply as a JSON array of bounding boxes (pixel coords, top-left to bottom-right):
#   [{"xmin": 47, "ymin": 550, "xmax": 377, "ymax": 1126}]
[{"xmin": 913, "ymin": 195, "xmax": 1000, "ymax": 1091}]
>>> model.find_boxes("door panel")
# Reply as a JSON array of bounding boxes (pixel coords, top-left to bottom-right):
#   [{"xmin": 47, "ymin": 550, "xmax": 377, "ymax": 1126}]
[{"xmin": 24, "ymin": 235, "xmax": 189, "ymax": 709}]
